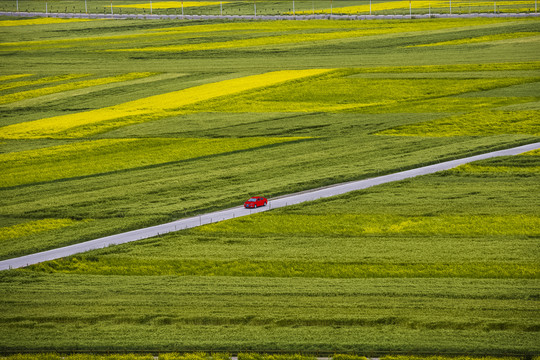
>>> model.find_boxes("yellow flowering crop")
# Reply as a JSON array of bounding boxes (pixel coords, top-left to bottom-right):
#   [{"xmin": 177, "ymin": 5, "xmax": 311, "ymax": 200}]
[
  {"xmin": 113, "ymin": 1, "xmax": 229, "ymax": 9},
  {"xmin": 377, "ymin": 110, "xmax": 540, "ymax": 137},
  {"xmin": 198, "ymin": 213, "xmax": 540, "ymax": 237},
  {"xmin": 0, "ymin": 219, "xmax": 80, "ymax": 241},
  {"xmin": 0, "ymin": 74, "xmax": 32, "ymax": 82},
  {"xmin": 412, "ymin": 32, "xmax": 540, "ymax": 47},
  {"xmin": 295, "ymin": 0, "xmax": 535, "ymax": 15},
  {"xmin": 0, "ymin": 73, "xmax": 89, "ymax": 92},
  {"xmin": 0, "ymin": 69, "xmax": 332, "ymax": 139},
  {"xmin": 0, "ymin": 18, "xmax": 91, "ymax": 27},
  {"xmin": 0, "ymin": 72, "xmax": 155, "ymax": 105},
  {"xmin": 0, "ymin": 137, "xmax": 308, "ymax": 187},
  {"xmin": 112, "ymin": 30, "xmax": 387, "ymax": 52}
]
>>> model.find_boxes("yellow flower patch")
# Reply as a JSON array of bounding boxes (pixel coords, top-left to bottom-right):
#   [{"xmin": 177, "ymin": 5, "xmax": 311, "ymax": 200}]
[
  {"xmin": 295, "ymin": 0, "xmax": 535, "ymax": 14},
  {"xmin": 0, "ymin": 72, "xmax": 155, "ymax": 105},
  {"xmin": 0, "ymin": 74, "xmax": 32, "ymax": 82},
  {"xmin": 0, "ymin": 137, "xmax": 309, "ymax": 187},
  {"xmin": 113, "ymin": 1, "xmax": 228, "ymax": 9},
  {"xmin": 0, "ymin": 74, "xmax": 90, "ymax": 92},
  {"xmin": 377, "ymin": 110, "xmax": 540, "ymax": 137},
  {"xmin": 0, "ymin": 18, "xmax": 91, "ymax": 27},
  {"xmin": 412, "ymin": 32, "xmax": 540, "ymax": 47},
  {"xmin": 0, "ymin": 219, "xmax": 81, "ymax": 241},
  {"xmin": 111, "ymin": 30, "xmax": 388, "ymax": 52},
  {"xmin": 0, "ymin": 69, "xmax": 333, "ymax": 139},
  {"xmin": 198, "ymin": 213, "xmax": 540, "ymax": 237}
]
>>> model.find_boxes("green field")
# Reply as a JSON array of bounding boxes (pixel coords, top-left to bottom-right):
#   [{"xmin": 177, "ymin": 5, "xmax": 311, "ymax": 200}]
[{"xmin": 0, "ymin": 6, "xmax": 539, "ymax": 354}]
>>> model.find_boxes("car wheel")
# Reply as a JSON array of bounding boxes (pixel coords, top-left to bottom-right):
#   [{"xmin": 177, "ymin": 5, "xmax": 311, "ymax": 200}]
[
  {"xmin": 264, "ymin": 202, "xmax": 267, "ymax": 206},
  {"xmin": 254, "ymin": 204, "xmax": 258, "ymax": 208}
]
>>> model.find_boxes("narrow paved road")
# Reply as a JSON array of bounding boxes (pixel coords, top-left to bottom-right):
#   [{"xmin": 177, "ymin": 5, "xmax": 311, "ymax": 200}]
[{"xmin": 1, "ymin": 142, "xmax": 538, "ymax": 270}]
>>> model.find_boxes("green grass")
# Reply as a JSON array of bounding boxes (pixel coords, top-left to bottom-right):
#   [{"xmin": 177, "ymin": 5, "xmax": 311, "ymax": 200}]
[{"xmin": 0, "ymin": 13, "xmax": 539, "ymax": 354}]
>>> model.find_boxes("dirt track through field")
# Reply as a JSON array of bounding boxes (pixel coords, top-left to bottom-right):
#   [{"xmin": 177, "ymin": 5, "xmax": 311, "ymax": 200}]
[{"xmin": 0, "ymin": 141, "xmax": 538, "ymax": 270}]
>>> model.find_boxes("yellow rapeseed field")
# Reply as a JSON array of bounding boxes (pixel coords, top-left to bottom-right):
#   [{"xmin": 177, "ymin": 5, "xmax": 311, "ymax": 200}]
[
  {"xmin": 113, "ymin": 1, "xmax": 229, "ymax": 9},
  {"xmin": 0, "ymin": 73, "xmax": 90, "ymax": 92},
  {"xmin": 0, "ymin": 72, "xmax": 155, "ymax": 105},
  {"xmin": 296, "ymin": 0, "xmax": 535, "ymax": 14},
  {"xmin": 412, "ymin": 31, "xmax": 540, "ymax": 47},
  {"xmin": 0, "ymin": 69, "xmax": 333, "ymax": 139},
  {"xmin": 0, "ymin": 74, "xmax": 32, "ymax": 82},
  {"xmin": 112, "ymin": 30, "xmax": 390, "ymax": 52},
  {"xmin": 0, "ymin": 18, "xmax": 91, "ymax": 27},
  {"xmin": 0, "ymin": 219, "xmax": 81, "ymax": 241}
]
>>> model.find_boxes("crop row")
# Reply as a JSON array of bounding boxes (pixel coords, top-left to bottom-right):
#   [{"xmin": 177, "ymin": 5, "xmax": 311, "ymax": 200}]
[
  {"xmin": 0, "ymin": 354, "xmax": 534, "ymax": 360},
  {"xmin": 412, "ymin": 31, "xmax": 540, "ymax": 47},
  {"xmin": 378, "ymin": 110, "xmax": 540, "ymax": 137},
  {"xmin": 197, "ymin": 213, "xmax": 540, "ymax": 237},
  {"xmin": 0, "ymin": 73, "xmax": 155, "ymax": 105},
  {"xmin": 0, "ymin": 353, "xmax": 530, "ymax": 360},
  {"xmin": 0, "ymin": 74, "xmax": 89, "ymax": 92},
  {"xmin": 28, "ymin": 256, "xmax": 539, "ymax": 279}
]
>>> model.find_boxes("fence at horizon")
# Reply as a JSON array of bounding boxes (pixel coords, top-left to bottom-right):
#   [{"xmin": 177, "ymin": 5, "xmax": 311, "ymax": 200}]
[{"xmin": 1, "ymin": 1, "xmax": 539, "ymax": 17}]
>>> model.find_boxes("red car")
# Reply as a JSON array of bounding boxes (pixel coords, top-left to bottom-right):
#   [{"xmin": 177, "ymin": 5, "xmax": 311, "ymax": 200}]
[{"xmin": 244, "ymin": 196, "xmax": 267, "ymax": 209}]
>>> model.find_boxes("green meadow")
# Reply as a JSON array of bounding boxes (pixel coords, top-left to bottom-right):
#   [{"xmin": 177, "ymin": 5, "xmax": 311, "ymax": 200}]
[{"xmin": 0, "ymin": 7, "xmax": 539, "ymax": 354}]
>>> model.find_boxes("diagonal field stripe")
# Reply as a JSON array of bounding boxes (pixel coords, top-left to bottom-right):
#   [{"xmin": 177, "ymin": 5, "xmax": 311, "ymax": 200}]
[{"xmin": 0, "ymin": 69, "xmax": 333, "ymax": 139}]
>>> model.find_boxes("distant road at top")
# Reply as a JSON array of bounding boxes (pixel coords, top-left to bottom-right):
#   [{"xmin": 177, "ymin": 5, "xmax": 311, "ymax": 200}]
[{"xmin": 1, "ymin": 11, "xmax": 539, "ymax": 20}]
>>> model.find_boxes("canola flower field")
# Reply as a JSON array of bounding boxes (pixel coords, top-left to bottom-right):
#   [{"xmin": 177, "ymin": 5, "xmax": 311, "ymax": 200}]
[{"xmin": 0, "ymin": 11, "xmax": 539, "ymax": 355}]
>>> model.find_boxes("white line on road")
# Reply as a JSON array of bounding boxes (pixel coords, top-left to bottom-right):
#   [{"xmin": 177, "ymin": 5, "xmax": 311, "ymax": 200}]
[{"xmin": 1, "ymin": 142, "xmax": 538, "ymax": 270}]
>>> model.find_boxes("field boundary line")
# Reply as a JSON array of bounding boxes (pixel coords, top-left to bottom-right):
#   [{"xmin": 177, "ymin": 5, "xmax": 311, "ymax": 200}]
[{"xmin": 0, "ymin": 141, "xmax": 539, "ymax": 270}]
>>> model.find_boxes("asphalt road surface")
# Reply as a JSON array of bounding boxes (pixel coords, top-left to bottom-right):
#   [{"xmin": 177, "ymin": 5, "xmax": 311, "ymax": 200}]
[{"xmin": 1, "ymin": 142, "xmax": 538, "ymax": 270}]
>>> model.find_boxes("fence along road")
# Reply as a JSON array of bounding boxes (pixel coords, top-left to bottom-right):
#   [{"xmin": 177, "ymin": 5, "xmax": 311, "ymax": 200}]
[
  {"xmin": 1, "ymin": 142, "xmax": 539, "ymax": 270},
  {"xmin": 1, "ymin": 11, "xmax": 539, "ymax": 20}
]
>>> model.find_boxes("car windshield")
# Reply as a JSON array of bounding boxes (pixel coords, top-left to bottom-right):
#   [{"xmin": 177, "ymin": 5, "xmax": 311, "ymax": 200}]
[{"xmin": 247, "ymin": 198, "xmax": 257, "ymax": 202}]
